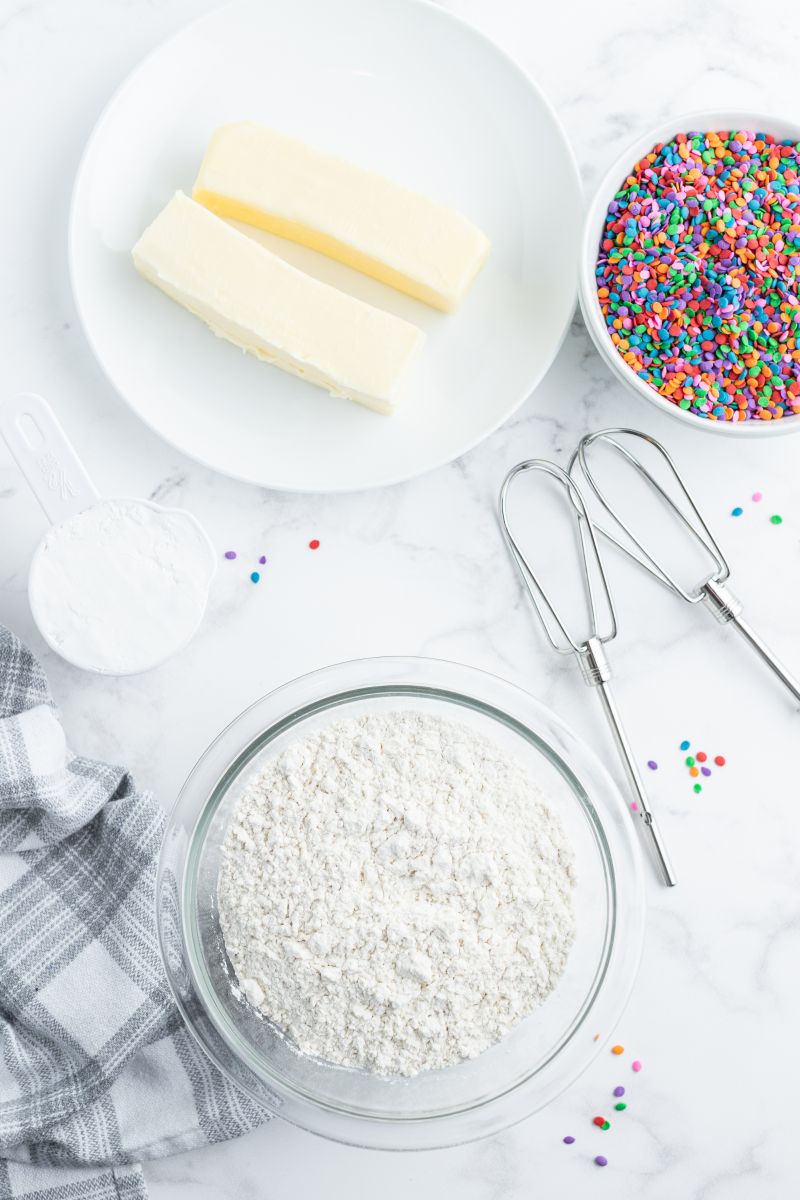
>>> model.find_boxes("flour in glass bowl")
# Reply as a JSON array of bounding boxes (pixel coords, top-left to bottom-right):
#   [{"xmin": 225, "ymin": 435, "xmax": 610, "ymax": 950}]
[{"xmin": 218, "ymin": 710, "xmax": 576, "ymax": 1077}]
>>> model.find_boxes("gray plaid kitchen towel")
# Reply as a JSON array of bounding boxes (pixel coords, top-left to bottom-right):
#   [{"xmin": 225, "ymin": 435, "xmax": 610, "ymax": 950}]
[{"xmin": 0, "ymin": 625, "xmax": 268, "ymax": 1200}]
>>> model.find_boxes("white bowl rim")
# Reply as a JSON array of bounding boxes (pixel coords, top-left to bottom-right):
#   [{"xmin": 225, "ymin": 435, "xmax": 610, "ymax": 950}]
[{"xmin": 579, "ymin": 108, "xmax": 800, "ymax": 438}]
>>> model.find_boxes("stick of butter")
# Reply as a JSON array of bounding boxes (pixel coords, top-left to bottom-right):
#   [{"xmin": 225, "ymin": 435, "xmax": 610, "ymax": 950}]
[
  {"xmin": 192, "ymin": 123, "xmax": 491, "ymax": 313},
  {"xmin": 132, "ymin": 192, "xmax": 424, "ymax": 415}
]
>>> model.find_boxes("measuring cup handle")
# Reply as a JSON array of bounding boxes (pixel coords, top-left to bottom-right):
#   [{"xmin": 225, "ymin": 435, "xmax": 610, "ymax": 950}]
[{"xmin": 0, "ymin": 393, "xmax": 100, "ymax": 525}]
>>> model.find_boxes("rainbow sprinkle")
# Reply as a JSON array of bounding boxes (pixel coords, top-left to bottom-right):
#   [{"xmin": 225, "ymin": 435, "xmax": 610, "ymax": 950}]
[{"xmin": 597, "ymin": 130, "xmax": 800, "ymax": 423}]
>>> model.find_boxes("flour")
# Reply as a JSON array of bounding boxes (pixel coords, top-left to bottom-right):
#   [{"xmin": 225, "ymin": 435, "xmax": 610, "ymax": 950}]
[
  {"xmin": 219, "ymin": 710, "xmax": 576, "ymax": 1076},
  {"xmin": 29, "ymin": 498, "xmax": 215, "ymax": 675}
]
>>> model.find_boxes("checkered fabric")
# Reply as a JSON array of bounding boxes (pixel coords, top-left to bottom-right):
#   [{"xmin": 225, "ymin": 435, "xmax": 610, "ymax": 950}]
[{"xmin": 0, "ymin": 626, "xmax": 268, "ymax": 1200}]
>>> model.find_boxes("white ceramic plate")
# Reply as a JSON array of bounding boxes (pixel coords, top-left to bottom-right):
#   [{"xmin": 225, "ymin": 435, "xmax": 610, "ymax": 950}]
[{"xmin": 70, "ymin": 0, "xmax": 581, "ymax": 492}]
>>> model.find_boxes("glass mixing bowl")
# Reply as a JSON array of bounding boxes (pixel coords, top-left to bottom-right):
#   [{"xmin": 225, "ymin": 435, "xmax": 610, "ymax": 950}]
[{"xmin": 156, "ymin": 657, "xmax": 645, "ymax": 1149}]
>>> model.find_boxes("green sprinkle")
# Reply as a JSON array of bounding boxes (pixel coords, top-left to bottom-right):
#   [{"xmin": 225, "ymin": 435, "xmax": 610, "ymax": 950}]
[
  {"xmin": 685, "ymin": 756, "xmax": 695, "ymax": 767},
  {"xmin": 614, "ymin": 1102, "xmax": 627, "ymax": 1111},
  {"xmin": 693, "ymin": 783, "xmax": 702, "ymax": 794},
  {"xmin": 770, "ymin": 514, "xmax": 783, "ymax": 525}
]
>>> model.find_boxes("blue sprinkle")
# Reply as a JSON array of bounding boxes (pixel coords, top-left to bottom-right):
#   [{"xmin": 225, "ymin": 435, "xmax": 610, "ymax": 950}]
[
  {"xmin": 250, "ymin": 571, "xmax": 261, "ymax": 584},
  {"xmin": 680, "ymin": 740, "xmax": 690, "ymax": 751},
  {"xmin": 731, "ymin": 506, "xmax": 743, "ymax": 517}
]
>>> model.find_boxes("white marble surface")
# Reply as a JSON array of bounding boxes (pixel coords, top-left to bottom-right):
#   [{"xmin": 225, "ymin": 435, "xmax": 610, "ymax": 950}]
[{"xmin": 2, "ymin": 0, "xmax": 800, "ymax": 1195}]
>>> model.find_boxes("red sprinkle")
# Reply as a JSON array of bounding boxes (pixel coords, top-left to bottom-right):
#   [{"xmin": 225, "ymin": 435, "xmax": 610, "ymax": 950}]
[
  {"xmin": 714, "ymin": 755, "xmax": 726, "ymax": 767},
  {"xmin": 309, "ymin": 539, "xmax": 321, "ymax": 550},
  {"xmin": 696, "ymin": 751, "xmax": 707, "ymax": 763},
  {"xmin": 592, "ymin": 1116, "xmax": 606, "ymax": 1128}
]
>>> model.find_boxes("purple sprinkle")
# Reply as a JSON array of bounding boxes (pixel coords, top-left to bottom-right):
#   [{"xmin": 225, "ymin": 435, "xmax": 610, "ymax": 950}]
[
  {"xmin": 224, "ymin": 550, "xmax": 237, "ymax": 560},
  {"xmin": 613, "ymin": 1086, "xmax": 625, "ymax": 1097},
  {"xmin": 563, "ymin": 1135, "xmax": 575, "ymax": 1145},
  {"xmin": 258, "ymin": 555, "xmax": 267, "ymax": 565},
  {"xmin": 647, "ymin": 760, "xmax": 658, "ymax": 771},
  {"xmin": 595, "ymin": 1156, "xmax": 608, "ymax": 1167},
  {"xmin": 701, "ymin": 766, "xmax": 712, "ymax": 777}
]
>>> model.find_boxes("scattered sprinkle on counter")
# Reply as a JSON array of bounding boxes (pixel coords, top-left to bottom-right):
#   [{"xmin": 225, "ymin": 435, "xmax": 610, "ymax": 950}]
[
  {"xmin": 594, "ymin": 1156, "xmax": 608, "ymax": 1167},
  {"xmin": 258, "ymin": 555, "xmax": 267, "ymax": 564},
  {"xmin": 770, "ymin": 514, "xmax": 784, "ymax": 524},
  {"xmin": 630, "ymin": 801, "xmax": 639, "ymax": 812},
  {"xmin": 250, "ymin": 571, "xmax": 260, "ymax": 584},
  {"xmin": 224, "ymin": 550, "xmax": 237, "ymax": 560},
  {"xmin": 715, "ymin": 755, "xmax": 726, "ymax": 766},
  {"xmin": 647, "ymin": 759, "xmax": 658, "ymax": 770},
  {"xmin": 613, "ymin": 1086, "xmax": 626, "ymax": 1097},
  {"xmin": 752, "ymin": 490, "xmax": 763, "ymax": 502},
  {"xmin": 693, "ymin": 783, "xmax": 702, "ymax": 794},
  {"xmin": 701, "ymin": 766, "xmax": 712, "ymax": 776},
  {"xmin": 731, "ymin": 506, "xmax": 743, "ymax": 517},
  {"xmin": 563, "ymin": 1135, "xmax": 576, "ymax": 1145},
  {"xmin": 611, "ymin": 1044, "xmax": 624, "ymax": 1055},
  {"xmin": 680, "ymin": 739, "xmax": 690, "ymax": 751},
  {"xmin": 615, "ymin": 1102, "xmax": 627, "ymax": 1111},
  {"xmin": 632, "ymin": 1060, "xmax": 642, "ymax": 1072},
  {"xmin": 696, "ymin": 751, "xmax": 707, "ymax": 762},
  {"xmin": 597, "ymin": 130, "xmax": 800, "ymax": 423},
  {"xmin": 309, "ymin": 539, "xmax": 321, "ymax": 550}
]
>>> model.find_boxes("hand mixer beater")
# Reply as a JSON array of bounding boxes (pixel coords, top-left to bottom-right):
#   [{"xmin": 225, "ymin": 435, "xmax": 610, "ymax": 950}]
[
  {"xmin": 570, "ymin": 428, "xmax": 800, "ymax": 706},
  {"xmin": 499, "ymin": 459, "xmax": 677, "ymax": 887}
]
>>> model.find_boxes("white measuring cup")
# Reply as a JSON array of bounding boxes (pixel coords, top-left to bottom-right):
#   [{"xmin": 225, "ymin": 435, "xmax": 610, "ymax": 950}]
[{"xmin": 0, "ymin": 392, "xmax": 217, "ymax": 674}]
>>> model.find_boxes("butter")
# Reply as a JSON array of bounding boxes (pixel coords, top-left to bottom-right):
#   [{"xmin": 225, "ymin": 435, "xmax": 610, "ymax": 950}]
[
  {"xmin": 193, "ymin": 123, "xmax": 491, "ymax": 313},
  {"xmin": 132, "ymin": 192, "xmax": 424, "ymax": 414}
]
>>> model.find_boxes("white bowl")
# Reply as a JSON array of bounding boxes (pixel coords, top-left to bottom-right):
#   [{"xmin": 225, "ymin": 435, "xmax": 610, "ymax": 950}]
[{"xmin": 579, "ymin": 110, "xmax": 800, "ymax": 438}]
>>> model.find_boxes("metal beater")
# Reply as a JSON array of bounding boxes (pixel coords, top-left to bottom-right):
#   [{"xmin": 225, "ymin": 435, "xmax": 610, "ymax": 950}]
[
  {"xmin": 499, "ymin": 459, "xmax": 676, "ymax": 887},
  {"xmin": 570, "ymin": 428, "xmax": 800, "ymax": 706}
]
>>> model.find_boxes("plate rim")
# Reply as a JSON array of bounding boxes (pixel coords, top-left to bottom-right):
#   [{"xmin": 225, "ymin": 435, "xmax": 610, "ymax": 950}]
[{"xmin": 68, "ymin": 0, "xmax": 582, "ymax": 493}]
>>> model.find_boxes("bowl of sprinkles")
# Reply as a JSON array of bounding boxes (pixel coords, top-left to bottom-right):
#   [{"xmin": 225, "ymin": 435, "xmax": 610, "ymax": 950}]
[{"xmin": 580, "ymin": 112, "xmax": 800, "ymax": 434}]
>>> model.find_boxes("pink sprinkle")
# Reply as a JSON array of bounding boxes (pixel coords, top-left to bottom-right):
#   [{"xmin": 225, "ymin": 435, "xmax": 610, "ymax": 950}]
[
  {"xmin": 752, "ymin": 492, "xmax": 763, "ymax": 503},
  {"xmin": 632, "ymin": 1060, "xmax": 642, "ymax": 1073},
  {"xmin": 630, "ymin": 801, "xmax": 639, "ymax": 812}
]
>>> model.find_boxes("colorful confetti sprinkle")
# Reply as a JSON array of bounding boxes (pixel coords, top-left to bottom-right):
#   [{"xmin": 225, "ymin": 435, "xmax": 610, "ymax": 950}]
[
  {"xmin": 689, "ymin": 766, "xmax": 699, "ymax": 777},
  {"xmin": 701, "ymin": 766, "xmax": 712, "ymax": 776},
  {"xmin": 632, "ymin": 1060, "xmax": 642, "ymax": 1073},
  {"xmin": 563, "ymin": 1135, "xmax": 576, "ymax": 1145},
  {"xmin": 693, "ymin": 783, "xmax": 702, "ymax": 793},
  {"xmin": 250, "ymin": 571, "xmax": 260, "ymax": 584},
  {"xmin": 593, "ymin": 1116, "xmax": 606, "ymax": 1128},
  {"xmin": 752, "ymin": 491, "xmax": 763, "ymax": 502},
  {"xmin": 770, "ymin": 514, "xmax": 784, "ymax": 524},
  {"xmin": 647, "ymin": 759, "xmax": 658, "ymax": 770},
  {"xmin": 596, "ymin": 130, "xmax": 800, "ymax": 424},
  {"xmin": 309, "ymin": 538, "xmax": 321, "ymax": 550},
  {"xmin": 696, "ymin": 751, "xmax": 707, "ymax": 762},
  {"xmin": 258, "ymin": 555, "xmax": 267, "ymax": 565},
  {"xmin": 613, "ymin": 1086, "xmax": 626, "ymax": 1097},
  {"xmin": 594, "ymin": 1156, "xmax": 608, "ymax": 1167},
  {"xmin": 224, "ymin": 550, "xmax": 237, "ymax": 560},
  {"xmin": 611, "ymin": 1044, "xmax": 624, "ymax": 1055},
  {"xmin": 715, "ymin": 755, "xmax": 726, "ymax": 766},
  {"xmin": 680, "ymin": 739, "xmax": 690, "ymax": 751},
  {"xmin": 615, "ymin": 1102, "xmax": 627, "ymax": 1111},
  {"xmin": 731, "ymin": 506, "xmax": 744, "ymax": 517},
  {"xmin": 630, "ymin": 801, "xmax": 639, "ymax": 812}
]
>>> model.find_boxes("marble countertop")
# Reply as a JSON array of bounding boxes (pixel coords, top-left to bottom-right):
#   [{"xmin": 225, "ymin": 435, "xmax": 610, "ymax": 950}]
[{"xmin": 3, "ymin": 0, "xmax": 800, "ymax": 1195}]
